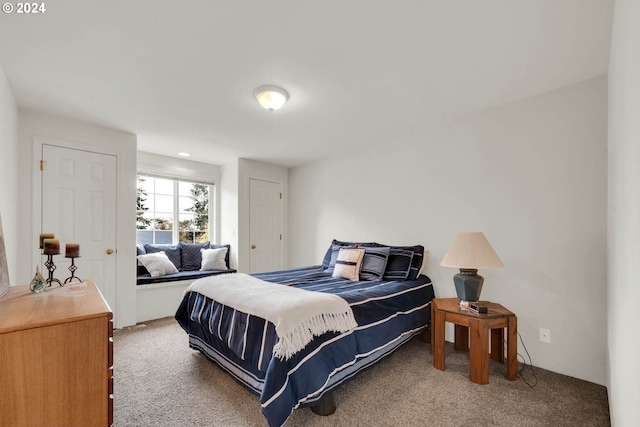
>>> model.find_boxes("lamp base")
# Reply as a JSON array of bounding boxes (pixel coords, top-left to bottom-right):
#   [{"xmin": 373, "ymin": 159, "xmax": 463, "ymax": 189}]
[{"xmin": 453, "ymin": 269, "xmax": 484, "ymax": 306}]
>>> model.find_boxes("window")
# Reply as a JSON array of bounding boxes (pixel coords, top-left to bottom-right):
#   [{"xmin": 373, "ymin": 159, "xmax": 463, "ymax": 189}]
[{"xmin": 136, "ymin": 175, "xmax": 213, "ymax": 245}]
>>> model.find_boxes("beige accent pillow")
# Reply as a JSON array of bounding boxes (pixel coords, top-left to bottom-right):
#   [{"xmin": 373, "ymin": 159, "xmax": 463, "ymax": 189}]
[
  {"xmin": 419, "ymin": 250, "xmax": 429, "ymax": 275},
  {"xmin": 332, "ymin": 248, "xmax": 366, "ymax": 281}
]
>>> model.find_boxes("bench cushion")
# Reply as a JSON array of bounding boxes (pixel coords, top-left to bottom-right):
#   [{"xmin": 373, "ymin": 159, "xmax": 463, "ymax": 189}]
[{"xmin": 136, "ymin": 269, "xmax": 236, "ymax": 286}]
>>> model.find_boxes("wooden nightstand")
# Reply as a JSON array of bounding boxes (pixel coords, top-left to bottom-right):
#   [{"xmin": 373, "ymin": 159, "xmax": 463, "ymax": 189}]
[{"xmin": 430, "ymin": 298, "xmax": 517, "ymax": 384}]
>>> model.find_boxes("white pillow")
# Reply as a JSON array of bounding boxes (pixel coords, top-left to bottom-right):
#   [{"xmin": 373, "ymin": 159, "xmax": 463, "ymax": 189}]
[
  {"xmin": 200, "ymin": 247, "xmax": 228, "ymax": 271},
  {"xmin": 332, "ymin": 248, "xmax": 365, "ymax": 281},
  {"xmin": 137, "ymin": 251, "xmax": 178, "ymax": 278}
]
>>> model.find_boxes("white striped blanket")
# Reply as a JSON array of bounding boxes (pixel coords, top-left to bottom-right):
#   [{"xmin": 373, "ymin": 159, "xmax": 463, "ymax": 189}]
[{"xmin": 186, "ymin": 273, "xmax": 357, "ymax": 359}]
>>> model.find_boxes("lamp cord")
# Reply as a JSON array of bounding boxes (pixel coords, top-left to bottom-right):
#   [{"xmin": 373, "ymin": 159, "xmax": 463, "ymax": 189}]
[{"xmin": 516, "ymin": 331, "xmax": 538, "ymax": 388}]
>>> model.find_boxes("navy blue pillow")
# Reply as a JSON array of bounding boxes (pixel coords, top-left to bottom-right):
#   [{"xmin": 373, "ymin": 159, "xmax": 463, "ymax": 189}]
[
  {"xmin": 136, "ymin": 243, "xmax": 145, "ymax": 256},
  {"xmin": 382, "ymin": 248, "xmax": 414, "ymax": 280},
  {"xmin": 388, "ymin": 244, "xmax": 424, "ymax": 280},
  {"xmin": 179, "ymin": 242, "xmax": 210, "ymax": 271},
  {"xmin": 405, "ymin": 245, "xmax": 425, "ymax": 280},
  {"xmin": 321, "ymin": 247, "xmax": 333, "ymax": 269},
  {"xmin": 321, "ymin": 239, "xmax": 380, "ymax": 269},
  {"xmin": 144, "ymin": 244, "xmax": 181, "ymax": 271},
  {"xmin": 210, "ymin": 243, "xmax": 231, "ymax": 269},
  {"xmin": 136, "ymin": 244, "xmax": 148, "ymax": 275},
  {"xmin": 360, "ymin": 246, "xmax": 391, "ymax": 281},
  {"xmin": 321, "ymin": 240, "xmax": 345, "ymax": 269}
]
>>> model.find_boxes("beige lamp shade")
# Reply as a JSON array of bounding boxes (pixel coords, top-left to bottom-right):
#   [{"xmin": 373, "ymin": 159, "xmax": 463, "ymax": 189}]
[{"xmin": 440, "ymin": 232, "xmax": 503, "ymax": 269}]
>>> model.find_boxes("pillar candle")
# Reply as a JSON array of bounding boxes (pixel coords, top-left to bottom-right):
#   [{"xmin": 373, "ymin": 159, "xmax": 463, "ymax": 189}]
[
  {"xmin": 39, "ymin": 233, "xmax": 55, "ymax": 249},
  {"xmin": 65, "ymin": 243, "xmax": 80, "ymax": 258},
  {"xmin": 43, "ymin": 239, "xmax": 60, "ymax": 255}
]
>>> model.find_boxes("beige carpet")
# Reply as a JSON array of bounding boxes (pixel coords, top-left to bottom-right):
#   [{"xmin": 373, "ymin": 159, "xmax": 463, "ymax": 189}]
[{"xmin": 113, "ymin": 317, "xmax": 610, "ymax": 427}]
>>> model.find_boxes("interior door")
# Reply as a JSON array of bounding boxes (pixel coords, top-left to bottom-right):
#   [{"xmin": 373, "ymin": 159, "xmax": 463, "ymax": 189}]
[
  {"xmin": 249, "ymin": 178, "xmax": 283, "ymax": 273},
  {"xmin": 41, "ymin": 144, "xmax": 117, "ymax": 312}
]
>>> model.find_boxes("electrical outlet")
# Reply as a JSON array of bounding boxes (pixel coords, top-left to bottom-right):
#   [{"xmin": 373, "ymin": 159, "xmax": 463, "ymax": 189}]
[{"xmin": 539, "ymin": 328, "xmax": 551, "ymax": 344}]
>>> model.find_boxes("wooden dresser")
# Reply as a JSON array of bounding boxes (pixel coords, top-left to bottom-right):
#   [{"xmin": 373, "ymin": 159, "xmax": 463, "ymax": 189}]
[{"xmin": 0, "ymin": 280, "xmax": 113, "ymax": 427}]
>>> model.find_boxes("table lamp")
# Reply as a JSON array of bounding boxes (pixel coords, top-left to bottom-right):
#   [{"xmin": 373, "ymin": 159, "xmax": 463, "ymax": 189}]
[{"xmin": 440, "ymin": 232, "xmax": 503, "ymax": 307}]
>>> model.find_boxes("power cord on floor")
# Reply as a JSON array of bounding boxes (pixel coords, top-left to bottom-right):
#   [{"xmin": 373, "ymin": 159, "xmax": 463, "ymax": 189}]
[{"xmin": 516, "ymin": 331, "xmax": 537, "ymax": 388}]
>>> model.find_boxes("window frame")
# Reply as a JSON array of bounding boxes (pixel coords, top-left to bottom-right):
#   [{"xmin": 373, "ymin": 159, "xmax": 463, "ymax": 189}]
[{"xmin": 136, "ymin": 172, "xmax": 217, "ymax": 245}]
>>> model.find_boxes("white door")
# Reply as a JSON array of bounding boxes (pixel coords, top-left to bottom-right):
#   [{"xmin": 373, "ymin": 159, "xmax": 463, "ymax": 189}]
[
  {"xmin": 249, "ymin": 179, "xmax": 283, "ymax": 273},
  {"xmin": 41, "ymin": 144, "xmax": 117, "ymax": 312}
]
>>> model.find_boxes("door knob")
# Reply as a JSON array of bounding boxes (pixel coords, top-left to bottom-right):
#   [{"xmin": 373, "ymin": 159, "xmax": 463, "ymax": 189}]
[
  {"xmin": 251, "ymin": 245, "xmax": 256, "ymax": 249},
  {"xmin": 106, "ymin": 248, "xmax": 114, "ymax": 255}
]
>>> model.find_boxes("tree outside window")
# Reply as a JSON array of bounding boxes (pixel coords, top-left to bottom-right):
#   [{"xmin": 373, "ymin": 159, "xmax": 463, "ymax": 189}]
[
  {"xmin": 136, "ymin": 177, "xmax": 152, "ymax": 230},
  {"xmin": 179, "ymin": 183, "xmax": 209, "ymax": 243}
]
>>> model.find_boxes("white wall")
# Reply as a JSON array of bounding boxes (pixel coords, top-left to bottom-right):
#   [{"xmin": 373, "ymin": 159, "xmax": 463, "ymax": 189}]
[
  {"xmin": 18, "ymin": 109, "xmax": 137, "ymax": 327},
  {"xmin": 607, "ymin": 1, "xmax": 640, "ymax": 425},
  {"xmin": 289, "ymin": 77, "xmax": 608, "ymax": 385},
  {"xmin": 220, "ymin": 160, "xmax": 239, "ymax": 269},
  {"xmin": 0, "ymin": 64, "xmax": 18, "ymax": 286},
  {"xmin": 138, "ymin": 151, "xmax": 221, "ymax": 181}
]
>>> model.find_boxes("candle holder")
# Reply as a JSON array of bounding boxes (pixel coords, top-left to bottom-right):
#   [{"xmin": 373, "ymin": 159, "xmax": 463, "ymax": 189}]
[
  {"xmin": 44, "ymin": 254, "xmax": 62, "ymax": 287},
  {"xmin": 64, "ymin": 256, "xmax": 82, "ymax": 285}
]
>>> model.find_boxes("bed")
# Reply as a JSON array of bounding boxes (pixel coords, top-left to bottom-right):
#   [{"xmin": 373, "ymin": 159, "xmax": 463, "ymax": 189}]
[{"xmin": 175, "ymin": 241, "xmax": 435, "ymax": 427}]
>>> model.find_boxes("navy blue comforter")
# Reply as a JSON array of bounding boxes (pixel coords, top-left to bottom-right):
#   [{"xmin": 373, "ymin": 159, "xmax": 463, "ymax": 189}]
[{"xmin": 175, "ymin": 266, "xmax": 435, "ymax": 427}]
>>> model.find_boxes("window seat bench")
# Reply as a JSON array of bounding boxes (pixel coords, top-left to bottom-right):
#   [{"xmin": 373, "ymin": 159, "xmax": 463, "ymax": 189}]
[
  {"xmin": 136, "ymin": 242, "xmax": 234, "ymax": 323},
  {"xmin": 136, "ymin": 269, "xmax": 235, "ymax": 323}
]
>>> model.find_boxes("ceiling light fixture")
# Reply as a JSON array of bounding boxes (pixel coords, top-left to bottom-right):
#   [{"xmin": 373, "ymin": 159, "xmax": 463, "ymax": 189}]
[
  {"xmin": 254, "ymin": 86, "xmax": 288, "ymax": 111},
  {"xmin": 177, "ymin": 152, "xmax": 191, "ymax": 157}
]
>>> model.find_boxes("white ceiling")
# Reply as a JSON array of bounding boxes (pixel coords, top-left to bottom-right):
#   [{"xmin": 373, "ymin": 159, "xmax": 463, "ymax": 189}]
[{"xmin": 0, "ymin": 1, "xmax": 614, "ymax": 168}]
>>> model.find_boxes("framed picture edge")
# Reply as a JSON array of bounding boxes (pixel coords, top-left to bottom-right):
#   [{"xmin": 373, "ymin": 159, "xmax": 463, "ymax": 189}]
[{"xmin": 0, "ymin": 211, "xmax": 10, "ymax": 298}]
